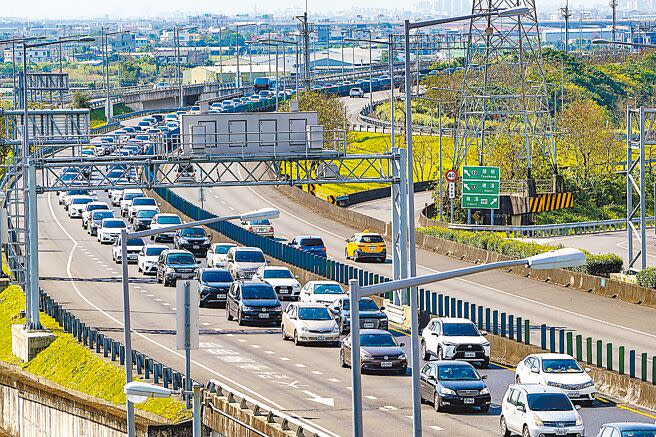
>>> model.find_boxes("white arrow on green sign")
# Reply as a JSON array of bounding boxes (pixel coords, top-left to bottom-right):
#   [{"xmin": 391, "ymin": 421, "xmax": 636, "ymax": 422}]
[{"xmin": 461, "ymin": 166, "xmax": 500, "ymax": 209}]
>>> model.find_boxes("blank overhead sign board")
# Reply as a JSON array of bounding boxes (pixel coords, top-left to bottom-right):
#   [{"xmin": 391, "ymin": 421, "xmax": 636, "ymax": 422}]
[{"xmin": 181, "ymin": 112, "xmax": 322, "ymax": 155}]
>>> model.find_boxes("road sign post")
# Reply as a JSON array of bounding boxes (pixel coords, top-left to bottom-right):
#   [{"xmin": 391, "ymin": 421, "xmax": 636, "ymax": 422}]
[
  {"xmin": 177, "ymin": 280, "xmax": 199, "ymax": 409},
  {"xmin": 461, "ymin": 166, "xmax": 500, "ymax": 224}
]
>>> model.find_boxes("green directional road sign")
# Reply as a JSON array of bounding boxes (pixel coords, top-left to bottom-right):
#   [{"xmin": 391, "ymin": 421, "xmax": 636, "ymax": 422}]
[{"xmin": 462, "ymin": 166, "xmax": 500, "ymax": 209}]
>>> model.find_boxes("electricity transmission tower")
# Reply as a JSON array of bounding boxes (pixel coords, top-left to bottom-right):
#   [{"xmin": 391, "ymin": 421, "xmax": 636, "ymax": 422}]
[
  {"xmin": 454, "ymin": 0, "xmax": 557, "ymax": 181},
  {"xmin": 560, "ymin": 0, "xmax": 571, "ymax": 53}
]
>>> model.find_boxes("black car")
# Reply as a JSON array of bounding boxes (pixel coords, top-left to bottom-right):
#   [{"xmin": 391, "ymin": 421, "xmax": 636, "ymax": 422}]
[
  {"xmin": 174, "ymin": 226, "xmax": 211, "ymax": 257},
  {"xmin": 197, "ymin": 268, "xmax": 233, "ymax": 307},
  {"xmin": 419, "ymin": 361, "xmax": 491, "ymax": 413},
  {"xmin": 155, "ymin": 249, "xmax": 200, "ymax": 287},
  {"xmin": 133, "ymin": 209, "xmax": 158, "ymax": 231},
  {"xmin": 88, "ymin": 210, "xmax": 115, "ymax": 236},
  {"xmin": 226, "ymin": 282, "xmax": 282, "ymax": 326},
  {"xmin": 339, "ymin": 329, "xmax": 407, "ymax": 374},
  {"xmin": 328, "ymin": 297, "xmax": 388, "ymax": 334}
]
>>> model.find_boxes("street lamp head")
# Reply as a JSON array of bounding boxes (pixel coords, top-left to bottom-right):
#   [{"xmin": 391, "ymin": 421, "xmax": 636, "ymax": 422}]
[
  {"xmin": 591, "ymin": 38, "xmax": 609, "ymax": 45},
  {"xmin": 526, "ymin": 248, "xmax": 586, "ymax": 270},
  {"xmin": 498, "ymin": 6, "xmax": 531, "ymax": 17},
  {"xmin": 239, "ymin": 207, "xmax": 280, "ymax": 222},
  {"xmin": 124, "ymin": 382, "xmax": 173, "ymax": 404}
]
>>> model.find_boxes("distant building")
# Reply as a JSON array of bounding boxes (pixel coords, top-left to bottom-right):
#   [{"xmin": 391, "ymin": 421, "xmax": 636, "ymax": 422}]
[
  {"xmin": 2, "ymin": 47, "xmax": 54, "ymax": 63},
  {"xmin": 182, "ymin": 64, "xmax": 285, "ymax": 85},
  {"xmin": 111, "ymin": 33, "xmax": 136, "ymax": 52},
  {"xmin": 155, "ymin": 47, "xmax": 209, "ymax": 66}
]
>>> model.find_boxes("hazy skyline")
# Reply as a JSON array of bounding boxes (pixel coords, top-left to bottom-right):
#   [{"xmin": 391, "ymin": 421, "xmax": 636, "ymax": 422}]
[{"xmin": 1, "ymin": 0, "xmax": 611, "ymax": 20}]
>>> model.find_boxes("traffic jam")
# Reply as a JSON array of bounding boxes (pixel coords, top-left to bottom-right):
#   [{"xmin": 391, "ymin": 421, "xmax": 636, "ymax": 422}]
[{"xmin": 54, "ymin": 110, "xmax": 652, "ymax": 437}]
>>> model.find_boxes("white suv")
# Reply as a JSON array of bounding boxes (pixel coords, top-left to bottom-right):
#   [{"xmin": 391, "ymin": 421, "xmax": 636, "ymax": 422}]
[
  {"xmin": 253, "ymin": 266, "xmax": 301, "ymax": 300},
  {"xmin": 514, "ymin": 353, "xmax": 595, "ymax": 403},
  {"xmin": 421, "ymin": 317, "xmax": 490, "ymax": 368},
  {"xmin": 97, "ymin": 218, "xmax": 127, "ymax": 244},
  {"xmin": 225, "ymin": 247, "xmax": 267, "ymax": 280},
  {"xmin": 500, "ymin": 384, "xmax": 584, "ymax": 437}
]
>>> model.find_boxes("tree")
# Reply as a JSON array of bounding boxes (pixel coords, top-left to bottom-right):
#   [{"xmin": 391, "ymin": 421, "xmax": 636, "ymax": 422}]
[
  {"xmin": 558, "ymin": 99, "xmax": 623, "ymax": 181},
  {"xmin": 71, "ymin": 91, "xmax": 91, "ymax": 109},
  {"xmin": 282, "ymin": 91, "xmax": 347, "ymax": 133}
]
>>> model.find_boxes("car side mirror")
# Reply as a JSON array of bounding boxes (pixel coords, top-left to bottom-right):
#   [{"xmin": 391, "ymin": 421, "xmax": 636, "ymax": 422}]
[
  {"xmin": 209, "ymin": 234, "xmax": 213, "ymax": 241},
  {"xmin": 481, "ymin": 331, "xmax": 488, "ymax": 336},
  {"xmin": 431, "ymin": 332, "xmax": 439, "ymax": 336},
  {"xmin": 295, "ymin": 275, "xmax": 299, "ymax": 279},
  {"xmin": 531, "ymin": 368, "xmax": 539, "ymax": 374},
  {"xmin": 196, "ymin": 260, "xmax": 202, "ymax": 264},
  {"xmin": 517, "ymin": 405, "xmax": 526, "ymax": 413},
  {"xmin": 345, "ymin": 239, "xmax": 350, "ymax": 242},
  {"xmin": 399, "ymin": 342, "xmax": 405, "ymax": 347},
  {"xmin": 575, "ymin": 404, "xmax": 581, "ymax": 411},
  {"xmin": 481, "ymin": 374, "xmax": 488, "ymax": 379},
  {"xmin": 379, "ymin": 306, "xmax": 385, "ymax": 311},
  {"xmin": 584, "ymin": 367, "xmax": 591, "ymax": 373},
  {"xmin": 427, "ymin": 375, "xmax": 436, "ymax": 382}
]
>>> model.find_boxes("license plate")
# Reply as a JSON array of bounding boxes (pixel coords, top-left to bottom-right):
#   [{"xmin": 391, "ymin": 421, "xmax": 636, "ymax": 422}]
[
  {"xmin": 556, "ymin": 429, "xmax": 567, "ymax": 435},
  {"xmin": 279, "ymin": 289, "xmax": 289, "ymax": 294},
  {"xmin": 316, "ymin": 336, "xmax": 326, "ymax": 341},
  {"xmin": 464, "ymin": 352, "xmax": 476, "ymax": 358},
  {"xmin": 182, "ymin": 274, "xmax": 194, "ymax": 279},
  {"xmin": 567, "ymin": 392, "xmax": 579, "ymax": 398},
  {"xmin": 258, "ymin": 313, "xmax": 270, "ymax": 319},
  {"xmin": 381, "ymin": 362, "xmax": 393, "ymax": 368},
  {"xmin": 363, "ymin": 323, "xmax": 374, "ymax": 328},
  {"xmin": 216, "ymin": 294, "xmax": 226, "ymax": 299},
  {"xmin": 463, "ymin": 398, "xmax": 475, "ymax": 404}
]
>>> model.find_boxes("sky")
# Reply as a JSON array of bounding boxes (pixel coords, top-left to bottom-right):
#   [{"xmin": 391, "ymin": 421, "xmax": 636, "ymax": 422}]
[{"xmin": 2, "ymin": 0, "xmax": 607, "ymax": 20}]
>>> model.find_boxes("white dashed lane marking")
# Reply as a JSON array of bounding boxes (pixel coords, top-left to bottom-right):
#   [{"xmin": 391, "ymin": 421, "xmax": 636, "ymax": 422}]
[{"xmin": 365, "ymin": 395, "xmax": 377, "ymax": 400}]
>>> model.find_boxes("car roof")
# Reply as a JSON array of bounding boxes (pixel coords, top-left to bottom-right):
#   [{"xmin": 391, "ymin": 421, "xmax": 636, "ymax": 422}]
[
  {"xmin": 308, "ymin": 280, "xmax": 341, "ymax": 285},
  {"xmin": 358, "ymin": 329, "xmax": 392, "ymax": 335},
  {"xmin": 261, "ymin": 266, "xmax": 290, "ymax": 270},
  {"xmin": 354, "ymin": 232, "xmax": 382, "ymax": 237},
  {"xmin": 603, "ymin": 423, "xmax": 656, "ymax": 431},
  {"xmin": 434, "ymin": 317, "xmax": 475, "ymax": 324},
  {"xmin": 232, "ymin": 247, "xmax": 262, "ymax": 251},
  {"xmin": 431, "ymin": 360, "xmax": 476, "ymax": 367},
  {"xmin": 200, "ymin": 267, "xmax": 230, "ymax": 273},
  {"xmin": 529, "ymin": 353, "xmax": 575, "ymax": 360},
  {"xmin": 292, "ymin": 301, "xmax": 331, "ymax": 309},
  {"xmin": 164, "ymin": 249, "xmax": 193, "ymax": 255},
  {"xmin": 155, "ymin": 213, "xmax": 180, "ymax": 217},
  {"xmin": 509, "ymin": 384, "xmax": 566, "ymax": 394},
  {"xmin": 294, "ymin": 235, "xmax": 322, "ymax": 239},
  {"xmin": 143, "ymin": 244, "xmax": 169, "ymax": 249}
]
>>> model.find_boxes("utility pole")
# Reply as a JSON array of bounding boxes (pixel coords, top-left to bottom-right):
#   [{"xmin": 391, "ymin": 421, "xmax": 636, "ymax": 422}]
[
  {"xmin": 610, "ymin": 0, "xmax": 618, "ymax": 43},
  {"xmin": 560, "ymin": 0, "xmax": 571, "ymax": 53},
  {"xmin": 295, "ymin": 12, "xmax": 311, "ymax": 90}
]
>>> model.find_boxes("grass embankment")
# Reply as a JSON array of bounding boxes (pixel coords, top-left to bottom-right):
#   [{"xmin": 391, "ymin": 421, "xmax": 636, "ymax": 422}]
[
  {"xmin": 90, "ymin": 103, "xmax": 134, "ymax": 129},
  {"xmin": 0, "ymin": 284, "xmax": 190, "ymax": 423}
]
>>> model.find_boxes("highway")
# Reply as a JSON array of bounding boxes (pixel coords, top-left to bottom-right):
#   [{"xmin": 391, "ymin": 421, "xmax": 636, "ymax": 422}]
[
  {"xmin": 34, "ymin": 106, "xmax": 656, "ymax": 436},
  {"xmin": 348, "ymin": 191, "xmax": 435, "ymax": 224}
]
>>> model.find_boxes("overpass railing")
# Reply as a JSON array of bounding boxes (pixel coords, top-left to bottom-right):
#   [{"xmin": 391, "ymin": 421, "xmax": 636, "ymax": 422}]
[{"xmin": 447, "ymin": 217, "xmax": 656, "ymax": 238}]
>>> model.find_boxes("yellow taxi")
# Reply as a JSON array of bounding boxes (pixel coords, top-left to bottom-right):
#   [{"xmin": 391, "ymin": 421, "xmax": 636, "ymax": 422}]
[{"xmin": 345, "ymin": 231, "xmax": 387, "ymax": 263}]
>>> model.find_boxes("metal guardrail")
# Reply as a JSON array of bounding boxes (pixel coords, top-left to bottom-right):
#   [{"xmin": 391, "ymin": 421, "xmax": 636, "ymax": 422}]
[
  {"xmin": 448, "ymin": 216, "xmax": 656, "ymax": 238},
  {"xmin": 206, "ymin": 379, "xmax": 329, "ymax": 437}
]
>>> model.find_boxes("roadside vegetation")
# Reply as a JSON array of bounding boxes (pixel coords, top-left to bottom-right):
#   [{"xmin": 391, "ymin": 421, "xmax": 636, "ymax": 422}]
[{"xmin": 0, "ymin": 282, "xmax": 190, "ymax": 423}]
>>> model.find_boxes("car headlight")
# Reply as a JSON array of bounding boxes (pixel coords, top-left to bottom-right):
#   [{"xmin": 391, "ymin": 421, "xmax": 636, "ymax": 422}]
[
  {"xmin": 533, "ymin": 415, "xmax": 544, "ymax": 426},
  {"xmin": 242, "ymin": 305, "xmax": 255, "ymax": 312},
  {"xmin": 575, "ymin": 414, "xmax": 583, "ymax": 426},
  {"xmin": 273, "ymin": 305, "xmax": 282, "ymax": 312},
  {"xmin": 300, "ymin": 326, "xmax": 309, "ymax": 333},
  {"xmin": 398, "ymin": 353, "xmax": 407, "ymax": 361},
  {"xmin": 479, "ymin": 387, "xmax": 490, "ymax": 395},
  {"xmin": 442, "ymin": 341, "xmax": 456, "ymax": 346},
  {"xmin": 482, "ymin": 341, "xmax": 490, "ymax": 347},
  {"xmin": 582, "ymin": 380, "xmax": 594, "ymax": 388},
  {"xmin": 165, "ymin": 267, "xmax": 175, "ymax": 274},
  {"xmin": 178, "ymin": 238, "xmax": 188, "ymax": 244},
  {"xmin": 331, "ymin": 325, "xmax": 340, "ymax": 333},
  {"xmin": 440, "ymin": 387, "xmax": 456, "ymax": 396},
  {"xmin": 546, "ymin": 381, "xmax": 562, "ymax": 388},
  {"xmin": 361, "ymin": 350, "xmax": 373, "ymax": 360}
]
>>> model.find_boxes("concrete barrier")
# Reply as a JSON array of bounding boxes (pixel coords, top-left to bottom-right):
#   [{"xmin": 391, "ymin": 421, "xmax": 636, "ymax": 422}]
[{"xmin": 274, "ymin": 184, "xmax": 656, "ymax": 308}]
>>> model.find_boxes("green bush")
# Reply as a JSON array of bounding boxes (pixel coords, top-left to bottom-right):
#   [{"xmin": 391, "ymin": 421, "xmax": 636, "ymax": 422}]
[
  {"xmin": 636, "ymin": 266, "xmax": 656, "ymax": 288},
  {"xmin": 418, "ymin": 226, "xmax": 623, "ymax": 278}
]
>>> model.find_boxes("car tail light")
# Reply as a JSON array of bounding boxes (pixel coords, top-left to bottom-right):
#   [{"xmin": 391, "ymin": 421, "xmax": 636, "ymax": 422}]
[
  {"xmin": 247, "ymin": 227, "xmax": 253, "ymax": 232},
  {"xmin": 321, "ymin": 246, "xmax": 326, "ymax": 251},
  {"xmin": 267, "ymin": 227, "xmax": 273, "ymax": 233}
]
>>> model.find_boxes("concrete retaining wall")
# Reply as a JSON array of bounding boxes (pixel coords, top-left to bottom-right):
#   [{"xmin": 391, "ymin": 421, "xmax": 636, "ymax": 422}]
[
  {"xmin": 0, "ymin": 361, "xmax": 174, "ymax": 437},
  {"xmin": 274, "ymin": 184, "xmax": 656, "ymax": 308}
]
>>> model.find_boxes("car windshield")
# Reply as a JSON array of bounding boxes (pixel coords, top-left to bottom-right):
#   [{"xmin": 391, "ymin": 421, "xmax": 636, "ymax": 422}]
[
  {"xmin": 437, "ymin": 365, "xmax": 480, "ymax": 381},
  {"xmin": 145, "ymin": 247, "xmax": 166, "ymax": 256},
  {"xmin": 359, "ymin": 333, "xmax": 396, "ymax": 347},
  {"xmin": 137, "ymin": 210, "xmax": 157, "ymax": 219},
  {"xmin": 126, "ymin": 238, "xmax": 145, "ymax": 246},
  {"xmin": 235, "ymin": 250, "xmax": 265, "ymax": 262},
  {"xmin": 314, "ymin": 283, "xmax": 344, "ymax": 295},
  {"xmin": 158, "ymin": 216, "xmax": 182, "ymax": 225},
  {"xmin": 241, "ymin": 285, "xmax": 277, "ymax": 300},
  {"xmin": 72, "ymin": 198, "xmax": 93, "ymax": 204},
  {"xmin": 442, "ymin": 323, "xmax": 480, "ymax": 337},
  {"xmin": 93, "ymin": 211, "xmax": 114, "ymax": 220},
  {"xmin": 202, "ymin": 270, "xmax": 233, "ymax": 282},
  {"xmin": 343, "ymin": 299, "xmax": 379, "ymax": 311},
  {"xmin": 526, "ymin": 393, "xmax": 573, "ymax": 411},
  {"xmin": 87, "ymin": 204, "xmax": 108, "ymax": 211},
  {"xmin": 66, "ymin": 190, "xmax": 88, "ymax": 196},
  {"xmin": 298, "ymin": 307, "xmax": 332, "ymax": 320},
  {"xmin": 360, "ymin": 235, "xmax": 384, "ymax": 243},
  {"xmin": 104, "ymin": 220, "xmax": 126, "ymax": 228},
  {"xmin": 124, "ymin": 192, "xmax": 142, "ymax": 201},
  {"xmin": 249, "ymin": 219, "xmax": 270, "ymax": 226},
  {"xmin": 180, "ymin": 228, "xmax": 206, "ymax": 237},
  {"xmin": 133, "ymin": 198, "xmax": 156, "ymax": 205},
  {"xmin": 621, "ymin": 432, "xmax": 656, "ymax": 437},
  {"xmin": 299, "ymin": 238, "xmax": 324, "ymax": 246},
  {"xmin": 214, "ymin": 245, "xmax": 235, "ymax": 254},
  {"xmin": 167, "ymin": 253, "xmax": 195, "ymax": 265},
  {"xmin": 263, "ymin": 269, "xmax": 293, "ymax": 279},
  {"xmin": 541, "ymin": 359, "xmax": 582, "ymax": 373},
  {"xmin": 107, "ymin": 170, "xmax": 124, "ymax": 178}
]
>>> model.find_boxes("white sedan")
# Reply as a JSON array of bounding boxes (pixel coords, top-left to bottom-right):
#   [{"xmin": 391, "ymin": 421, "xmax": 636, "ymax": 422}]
[
  {"xmin": 137, "ymin": 244, "xmax": 169, "ymax": 274},
  {"xmin": 207, "ymin": 243, "xmax": 238, "ymax": 268},
  {"xmin": 281, "ymin": 302, "xmax": 340, "ymax": 345},
  {"xmin": 253, "ymin": 266, "xmax": 301, "ymax": 300},
  {"xmin": 515, "ymin": 353, "xmax": 595, "ymax": 402},
  {"xmin": 299, "ymin": 281, "xmax": 348, "ymax": 305}
]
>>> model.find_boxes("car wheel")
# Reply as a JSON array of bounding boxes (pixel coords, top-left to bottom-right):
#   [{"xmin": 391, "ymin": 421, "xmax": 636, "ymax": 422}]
[
  {"xmin": 137, "ymin": 265, "xmax": 142, "ymax": 272},
  {"xmin": 354, "ymin": 250, "xmax": 361, "ymax": 262},
  {"xmin": 163, "ymin": 278, "xmax": 170, "ymax": 287},
  {"xmin": 480, "ymin": 404, "xmax": 490, "ymax": 414},
  {"xmin": 515, "ymin": 375, "xmax": 521, "ymax": 384},
  {"xmin": 281, "ymin": 326, "xmax": 288, "ymax": 340},
  {"xmin": 340, "ymin": 349, "xmax": 349, "ymax": 368},
  {"xmin": 434, "ymin": 393, "xmax": 443, "ymax": 412},
  {"xmin": 421, "ymin": 340, "xmax": 429, "ymax": 361},
  {"xmin": 237, "ymin": 311, "xmax": 244, "ymax": 326},
  {"xmin": 436, "ymin": 347, "xmax": 444, "ymax": 361},
  {"xmin": 293, "ymin": 331, "xmax": 301, "ymax": 346},
  {"xmin": 344, "ymin": 249, "xmax": 349, "ymax": 260},
  {"xmin": 226, "ymin": 308, "xmax": 234, "ymax": 321},
  {"xmin": 500, "ymin": 416, "xmax": 511, "ymax": 437},
  {"xmin": 522, "ymin": 425, "xmax": 531, "ymax": 437},
  {"xmin": 481, "ymin": 358, "xmax": 490, "ymax": 369}
]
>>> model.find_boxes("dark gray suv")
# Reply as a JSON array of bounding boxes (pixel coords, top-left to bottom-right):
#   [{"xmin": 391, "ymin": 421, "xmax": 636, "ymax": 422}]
[{"xmin": 155, "ymin": 249, "xmax": 199, "ymax": 287}]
